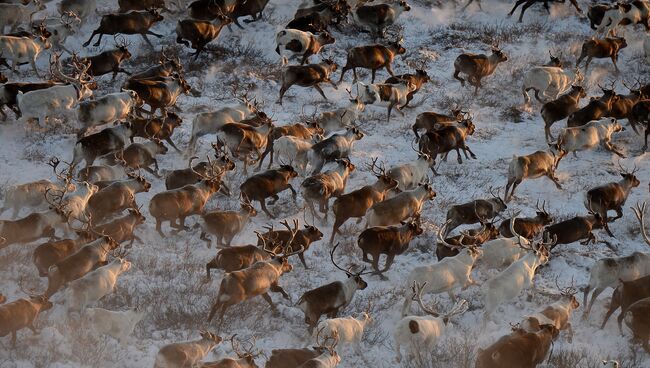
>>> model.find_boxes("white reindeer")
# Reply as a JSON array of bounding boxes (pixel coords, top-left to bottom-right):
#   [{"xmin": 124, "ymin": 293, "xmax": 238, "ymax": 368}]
[
  {"xmin": 76, "ymin": 90, "xmax": 139, "ymax": 136},
  {"xmin": 481, "ymin": 217, "xmax": 531, "ymax": 269},
  {"xmin": 274, "ymin": 135, "xmax": 321, "ymax": 175},
  {"xmin": 387, "ymin": 153, "xmax": 436, "ymax": 191},
  {"xmin": 402, "ymin": 223, "xmax": 482, "ymax": 316},
  {"xmin": 85, "ymin": 306, "xmax": 146, "ymax": 345},
  {"xmin": 582, "ymin": 202, "xmax": 650, "ymax": 319},
  {"xmin": 522, "ymin": 66, "xmax": 583, "ymax": 105},
  {"xmin": 0, "ymin": 35, "xmax": 50, "ymax": 77},
  {"xmin": 154, "ymin": 331, "xmax": 222, "ymax": 368},
  {"xmin": 0, "ymin": 0, "xmax": 46, "ymax": 33},
  {"xmin": 315, "ymin": 312, "xmax": 372, "ymax": 356},
  {"xmin": 65, "ymin": 258, "xmax": 131, "ymax": 315},
  {"xmin": 483, "ymin": 238, "xmax": 554, "ymax": 322},
  {"xmin": 394, "ymin": 282, "xmax": 468, "ymax": 363}
]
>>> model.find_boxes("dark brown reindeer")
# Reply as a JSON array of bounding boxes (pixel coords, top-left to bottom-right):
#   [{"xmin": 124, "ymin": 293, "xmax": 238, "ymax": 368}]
[
  {"xmin": 240, "ymin": 165, "xmax": 299, "ymax": 218},
  {"xmin": 165, "ymin": 154, "xmax": 235, "ymax": 191},
  {"xmin": 83, "ymin": 9, "xmax": 165, "ymax": 47},
  {"xmin": 256, "ymin": 219, "xmax": 323, "ymax": 268},
  {"xmin": 498, "ymin": 201, "xmax": 553, "ymax": 239},
  {"xmin": 576, "ymin": 37, "xmax": 627, "ymax": 73},
  {"xmin": 601, "ymin": 273, "xmax": 650, "ymax": 333},
  {"xmin": 436, "ymin": 220, "xmax": 499, "ymax": 261},
  {"xmin": 277, "ymin": 59, "xmax": 338, "ymax": 105},
  {"xmin": 584, "ymin": 163, "xmax": 640, "ymax": 234},
  {"xmin": 629, "ymin": 100, "xmax": 650, "ymax": 151},
  {"xmin": 542, "ymin": 210, "xmax": 607, "ymax": 249},
  {"xmin": 297, "ymin": 243, "xmax": 370, "ymax": 334},
  {"xmin": 77, "ymin": 36, "xmax": 132, "ymax": 80},
  {"xmin": 176, "ymin": 12, "xmax": 232, "ymax": 60},
  {"xmin": 205, "ymin": 233, "xmax": 280, "ymax": 279},
  {"xmin": 541, "ymin": 85, "xmax": 586, "ymax": 142},
  {"xmin": 338, "ymin": 41, "xmax": 406, "ymax": 84},
  {"xmin": 417, "ymin": 118, "xmax": 477, "ymax": 174},
  {"xmin": 330, "ymin": 158, "xmax": 398, "ymax": 244},
  {"xmin": 412, "ymin": 108, "xmax": 464, "ymax": 140},
  {"xmin": 567, "ymin": 84, "xmax": 618, "ymax": 127},
  {"xmin": 453, "ymin": 46, "xmax": 508, "ymax": 95},
  {"xmin": 129, "ymin": 112, "xmax": 184, "ymax": 153},
  {"xmin": 444, "ymin": 188, "xmax": 507, "ymax": 235},
  {"xmin": 358, "ymin": 220, "xmax": 423, "ymax": 279}
]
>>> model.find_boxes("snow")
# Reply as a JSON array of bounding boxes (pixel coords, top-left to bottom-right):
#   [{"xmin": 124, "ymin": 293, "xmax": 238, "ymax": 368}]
[{"xmin": 0, "ymin": 0, "xmax": 649, "ymax": 367}]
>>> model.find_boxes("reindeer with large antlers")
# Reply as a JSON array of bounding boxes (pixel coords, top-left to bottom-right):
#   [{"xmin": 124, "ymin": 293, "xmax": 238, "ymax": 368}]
[
  {"xmin": 520, "ymin": 277, "xmax": 580, "ymax": 342},
  {"xmin": 207, "ymin": 232, "xmax": 304, "ymax": 329},
  {"xmin": 394, "ymin": 282, "xmax": 468, "ymax": 362},
  {"xmin": 1, "ymin": 157, "xmax": 75, "ymax": 219},
  {"xmin": 298, "ymin": 243, "xmax": 370, "ymax": 334},
  {"xmin": 330, "ymin": 157, "xmax": 398, "ymax": 244},
  {"xmin": 17, "ymin": 54, "xmax": 94, "ymax": 127},
  {"xmin": 256, "ymin": 219, "xmax": 323, "ymax": 269},
  {"xmin": 201, "ymin": 335, "xmax": 261, "ymax": 368},
  {"xmin": 436, "ymin": 215, "xmax": 499, "ymax": 261},
  {"xmin": 483, "ymin": 235, "xmax": 554, "ymax": 322}
]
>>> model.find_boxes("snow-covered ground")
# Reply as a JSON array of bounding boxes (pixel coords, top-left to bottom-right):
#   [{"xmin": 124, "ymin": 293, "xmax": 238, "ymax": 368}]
[{"xmin": 1, "ymin": 0, "xmax": 649, "ymax": 366}]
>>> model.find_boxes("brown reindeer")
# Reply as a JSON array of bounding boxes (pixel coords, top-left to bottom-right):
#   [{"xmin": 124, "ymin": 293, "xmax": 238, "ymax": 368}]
[
  {"xmin": 541, "ymin": 85, "xmax": 586, "ymax": 142},
  {"xmin": 384, "ymin": 68, "xmax": 430, "ymax": 107},
  {"xmin": 567, "ymin": 85, "xmax": 618, "ymax": 127},
  {"xmin": 436, "ymin": 221, "xmax": 499, "ymax": 261},
  {"xmin": 584, "ymin": 164, "xmax": 640, "ymax": 233},
  {"xmin": 83, "ymin": 9, "xmax": 165, "ymax": 47},
  {"xmin": 85, "ymin": 173, "xmax": 150, "ymax": 224},
  {"xmin": 257, "ymin": 219, "xmax": 323, "ymax": 269},
  {"xmin": 453, "ymin": 47, "xmax": 508, "ymax": 95},
  {"xmin": 358, "ymin": 220, "xmax": 423, "ymax": 278},
  {"xmin": 205, "ymin": 233, "xmax": 280, "ymax": 278},
  {"xmin": 629, "ymin": 100, "xmax": 650, "ymax": 151},
  {"xmin": 198, "ymin": 198, "xmax": 258, "ymax": 248},
  {"xmin": 277, "ymin": 59, "xmax": 338, "ymax": 105},
  {"xmin": 129, "ymin": 112, "xmax": 184, "ymax": 153},
  {"xmin": 330, "ymin": 157, "xmax": 398, "ymax": 244},
  {"xmin": 175, "ymin": 13, "xmax": 232, "ymax": 60},
  {"xmin": 240, "ymin": 165, "xmax": 299, "ymax": 218},
  {"xmin": 444, "ymin": 188, "xmax": 507, "ymax": 235},
  {"xmin": 412, "ymin": 108, "xmax": 464, "ymax": 140},
  {"xmin": 504, "ymin": 148, "xmax": 564, "ymax": 202},
  {"xmin": 78, "ymin": 36, "xmax": 132, "ymax": 79},
  {"xmin": 166, "ymin": 153, "xmax": 235, "ymax": 191},
  {"xmin": 418, "ymin": 118, "xmax": 477, "ymax": 174},
  {"xmin": 475, "ymin": 325, "xmax": 559, "ymax": 368},
  {"xmin": 257, "ymin": 122, "xmax": 323, "ymax": 169},
  {"xmin": 576, "ymin": 37, "xmax": 627, "ymax": 72},
  {"xmin": 601, "ymin": 274, "xmax": 650, "ymax": 333},
  {"xmin": 338, "ymin": 41, "xmax": 406, "ymax": 84},
  {"xmin": 0, "ymin": 294, "xmax": 53, "ymax": 347},
  {"xmin": 498, "ymin": 201, "xmax": 553, "ymax": 238}
]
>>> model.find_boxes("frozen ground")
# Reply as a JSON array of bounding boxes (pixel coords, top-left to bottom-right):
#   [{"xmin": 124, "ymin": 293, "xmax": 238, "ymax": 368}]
[{"xmin": 0, "ymin": 0, "xmax": 649, "ymax": 367}]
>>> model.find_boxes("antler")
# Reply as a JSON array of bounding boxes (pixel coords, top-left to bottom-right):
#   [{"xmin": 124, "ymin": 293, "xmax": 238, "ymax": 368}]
[
  {"xmin": 365, "ymin": 157, "xmax": 386, "ymax": 177},
  {"xmin": 632, "ymin": 202, "xmax": 650, "ymax": 247},
  {"xmin": 437, "ymin": 220, "xmax": 459, "ymax": 249},
  {"xmin": 535, "ymin": 199, "xmax": 548, "ymax": 215},
  {"xmin": 113, "ymin": 34, "xmax": 129, "ymax": 48},
  {"xmin": 411, "ymin": 281, "xmax": 440, "ymax": 316},
  {"xmin": 555, "ymin": 275, "xmax": 577, "ymax": 297}
]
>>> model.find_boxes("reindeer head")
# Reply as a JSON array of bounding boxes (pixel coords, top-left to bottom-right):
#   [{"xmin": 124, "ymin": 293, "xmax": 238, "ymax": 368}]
[
  {"xmin": 279, "ymin": 164, "xmax": 298, "ymax": 179},
  {"xmin": 491, "ymin": 47, "xmax": 508, "ymax": 62},
  {"xmin": 318, "ymin": 31, "xmax": 336, "ymax": 46},
  {"xmin": 147, "ymin": 7, "xmax": 164, "ymax": 22},
  {"xmin": 335, "ymin": 158, "xmax": 356, "ymax": 173},
  {"xmin": 127, "ymin": 207, "xmax": 146, "ymax": 225},
  {"xmin": 199, "ymin": 330, "xmax": 223, "ymax": 348},
  {"xmin": 534, "ymin": 200, "xmax": 553, "ymax": 225},
  {"xmin": 618, "ymin": 162, "xmax": 640, "ymax": 187},
  {"xmin": 555, "ymin": 276, "xmax": 579, "ymax": 310},
  {"xmin": 402, "ymin": 220, "xmax": 424, "ymax": 236},
  {"xmin": 398, "ymin": 0, "xmax": 411, "ymax": 11},
  {"xmin": 570, "ymin": 85, "xmax": 586, "ymax": 98},
  {"xmin": 230, "ymin": 334, "xmax": 261, "ymax": 364}
]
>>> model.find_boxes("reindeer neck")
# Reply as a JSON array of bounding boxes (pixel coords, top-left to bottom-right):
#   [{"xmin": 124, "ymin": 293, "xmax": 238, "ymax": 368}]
[
  {"xmin": 487, "ymin": 54, "xmax": 503, "ymax": 72},
  {"xmin": 454, "ymin": 250, "xmax": 476, "ymax": 267},
  {"xmin": 194, "ymin": 339, "xmax": 217, "ymax": 355},
  {"xmin": 617, "ymin": 178, "xmax": 636, "ymax": 193}
]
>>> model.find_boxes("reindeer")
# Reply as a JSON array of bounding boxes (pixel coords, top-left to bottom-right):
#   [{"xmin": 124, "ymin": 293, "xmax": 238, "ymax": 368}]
[
  {"xmin": 78, "ymin": 36, "xmax": 132, "ymax": 79},
  {"xmin": 365, "ymin": 182, "xmax": 436, "ymax": 227},
  {"xmin": 302, "ymin": 159, "xmax": 356, "ymax": 222},
  {"xmin": 82, "ymin": 207, "xmax": 146, "ymax": 246},
  {"xmin": 166, "ymin": 154, "xmax": 234, "ymax": 191},
  {"xmin": 83, "ymin": 9, "xmax": 165, "ymax": 47},
  {"xmin": 557, "ymin": 118, "xmax": 626, "ymax": 159},
  {"xmin": 504, "ymin": 148, "xmax": 563, "ymax": 202},
  {"xmin": 567, "ymin": 85, "xmax": 618, "ymax": 128},
  {"xmin": 107, "ymin": 139, "xmax": 169, "ymax": 177},
  {"xmin": 624, "ymin": 296, "xmax": 650, "ymax": 353},
  {"xmin": 265, "ymin": 347, "xmax": 328, "ymax": 368},
  {"xmin": 358, "ymin": 220, "xmax": 422, "ymax": 278},
  {"xmin": 412, "ymin": 108, "xmax": 464, "ymax": 140},
  {"xmin": 582, "ymin": 202, "xmax": 650, "ymax": 320},
  {"xmin": 1, "ymin": 157, "xmax": 74, "ymax": 219},
  {"xmin": 0, "ymin": 0, "xmax": 46, "ymax": 33},
  {"xmin": 352, "ymin": 0, "xmax": 410, "ymax": 37},
  {"xmin": 149, "ymin": 168, "xmax": 223, "ymax": 236},
  {"xmin": 483, "ymin": 237, "xmax": 554, "ymax": 322},
  {"xmin": 0, "ymin": 294, "xmax": 52, "ymax": 347},
  {"xmin": 384, "ymin": 68, "xmax": 429, "ymax": 108},
  {"xmin": 240, "ymin": 165, "xmax": 299, "ymax": 218},
  {"xmin": 402, "ymin": 226, "xmax": 482, "ymax": 316},
  {"xmin": 453, "ymin": 46, "xmax": 508, "ymax": 95},
  {"xmin": 508, "ymin": 0, "xmax": 582, "ymax": 23},
  {"xmin": 207, "ymin": 240, "xmax": 303, "ymax": 329},
  {"xmin": 257, "ymin": 219, "xmax": 323, "ymax": 268},
  {"xmin": 445, "ymin": 188, "xmax": 507, "ymax": 234},
  {"xmin": 629, "ymin": 100, "xmax": 650, "ymax": 151},
  {"xmin": 86, "ymin": 306, "xmax": 146, "ymax": 345},
  {"xmin": 65, "ymin": 257, "xmax": 131, "ymax": 315},
  {"xmin": 129, "ymin": 112, "xmax": 184, "ymax": 153},
  {"xmin": 315, "ymin": 312, "xmax": 372, "ymax": 357},
  {"xmin": 85, "ymin": 173, "xmax": 149, "ymax": 224},
  {"xmin": 387, "ymin": 151, "xmax": 435, "ymax": 191},
  {"xmin": 176, "ymin": 13, "xmax": 232, "ymax": 60},
  {"xmin": 541, "ymin": 85, "xmax": 587, "ymax": 142},
  {"xmin": 482, "ymin": 217, "xmax": 533, "ymax": 269},
  {"xmin": 436, "ymin": 221, "xmax": 499, "ymax": 261},
  {"xmin": 338, "ymin": 41, "xmax": 406, "ymax": 84},
  {"xmin": 584, "ymin": 164, "xmax": 640, "ymax": 230},
  {"xmin": 231, "ymin": 0, "xmax": 271, "ymax": 28},
  {"xmin": 475, "ymin": 325, "xmax": 559, "ymax": 368},
  {"xmin": 71, "ymin": 123, "xmax": 134, "ymax": 170},
  {"xmin": 45, "ymin": 236, "xmax": 120, "ymax": 296},
  {"xmin": 258, "ymin": 122, "xmax": 323, "ymax": 170},
  {"xmin": 576, "ymin": 37, "xmax": 627, "ymax": 73},
  {"xmin": 201, "ymin": 335, "xmax": 261, "ymax": 368},
  {"xmin": 76, "ymin": 90, "xmax": 139, "ymax": 137},
  {"xmin": 154, "ymin": 331, "xmax": 223, "ymax": 368},
  {"xmin": 124, "ymin": 73, "xmax": 193, "ymax": 118},
  {"xmin": 205, "ymin": 233, "xmax": 279, "ymax": 278},
  {"xmin": 198, "ymin": 199, "xmax": 257, "ymax": 248},
  {"xmin": 418, "ymin": 118, "xmax": 477, "ymax": 174},
  {"xmin": 32, "ymin": 237, "xmax": 87, "ymax": 277},
  {"xmin": 216, "ymin": 120, "xmax": 274, "ymax": 173},
  {"xmin": 277, "ymin": 59, "xmax": 339, "ymax": 105},
  {"xmin": 601, "ymin": 274, "xmax": 650, "ymax": 333},
  {"xmin": 309, "ymin": 126, "xmax": 363, "ymax": 174},
  {"xmin": 330, "ymin": 158, "xmax": 398, "ymax": 244},
  {"xmin": 394, "ymin": 282, "xmax": 468, "ymax": 362},
  {"xmin": 275, "ymin": 29, "xmax": 335, "ymax": 65},
  {"xmin": 520, "ymin": 278, "xmax": 580, "ymax": 342},
  {"xmin": 498, "ymin": 201, "xmax": 553, "ymax": 239},
  {"xmin": 0, "ymin": 195, "xmax": 72, "ymax": 248},
  {"xmin": 297, "ymin": 243, "xmax": 370, "ymax": 334}
]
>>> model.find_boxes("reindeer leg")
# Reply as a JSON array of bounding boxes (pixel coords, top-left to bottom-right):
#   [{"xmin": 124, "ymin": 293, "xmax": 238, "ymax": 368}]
[
  {"xmin": 259, "ymin": 199, "xmax": 274, "ymax": 218},
  {"xmin": 140, "ymin": 34, "xmax": 155, "ymax": 48},
  {"xmin": 518, "ymin": 0, "xmax": 536, "ymax": 22},
  {"xmin": 583, "ymin": 287, "xmax": 606, "ymax": 319},
  {"xmin": 455, "ymin": 148, "xmax": 463, "ymax": 164},
  {"xmin": 155, "ymin": 219, "xmax": 165, "ymax": 237},
  {"xmin": 508, "ymin": 0, "xmax": 527, "ymax": 17},
  {"xmin": 313, "ymin": 84, "xmax": 328, "ymax": 101},
  {"xmin": 371, "ymin": 69, "xmax": 376, "ymax": 84},
  {"xmin": 287, "ymin": 184, "xmax": 298, "ymax": 202},
  {"xmin": 547, "ymin": 172, "xmax": 563, "ymax": 189},
  {"xmin": 261, "ymin": 292, "xmax": 279, "ymax": 313},
  {"xmin": 453, "ymin": 69, "xmax": 465, "ymax": 86}
]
